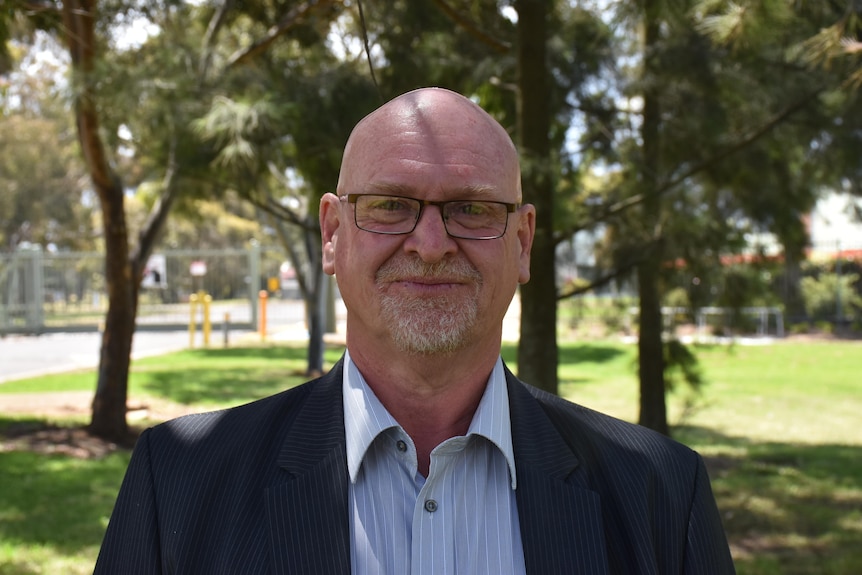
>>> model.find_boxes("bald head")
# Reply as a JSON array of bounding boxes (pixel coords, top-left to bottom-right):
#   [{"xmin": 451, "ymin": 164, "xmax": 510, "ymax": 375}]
[{"xmin": 337, "ymin": 88, "xmax": 521, "ymax": 201}]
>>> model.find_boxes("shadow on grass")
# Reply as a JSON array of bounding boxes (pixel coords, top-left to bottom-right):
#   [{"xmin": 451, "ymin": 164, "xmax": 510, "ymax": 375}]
[
  {"xmin": 134, "ymin": 344, "xmax": 347, "ymax": 406},
  {"xmin": 0, "ymin": 427, "xmax": 129, "ymax": 558},
  {"xmin": 138, "ymin": 366, "xmax": 301, "ymax": 406},
  {"xmin": 182, "ymin": 345, "xmax": 310, "ymax": 360},
  {"xmin": 502, "ymin": 341, "xmax": 627, "ymax": 369},
  {"xmin": 675, "ymin": 426, "xmax": 862, "ymax": 575}
]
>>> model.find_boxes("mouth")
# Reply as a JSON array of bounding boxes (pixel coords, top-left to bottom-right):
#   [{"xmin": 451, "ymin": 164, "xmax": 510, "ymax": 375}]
[
  {"xmin": 375, "ymin": 258, "xmax": 482, "ymax": 294},
  {"xmin": 386, "ymin": 277, "xmax": 469, "ymax": 295},
  {"xmin": 394, "ymin": 276, "xmax": 467, "ymax": 285}
]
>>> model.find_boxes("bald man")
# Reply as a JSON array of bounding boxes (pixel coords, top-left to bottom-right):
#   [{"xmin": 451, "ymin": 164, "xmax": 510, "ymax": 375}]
[{"xmin": 95, "ymin": 88, "xmax": 735, "ymax": 574}]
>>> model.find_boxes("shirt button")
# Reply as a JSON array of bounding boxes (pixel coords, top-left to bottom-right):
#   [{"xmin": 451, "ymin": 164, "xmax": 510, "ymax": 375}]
[
  {"xmin": 396, "ymin": 440, "xmax": 407, "ymax": 452},
  {"xmin": 424, "ymin": 499, "xmax": 438, "ymax": 513}
]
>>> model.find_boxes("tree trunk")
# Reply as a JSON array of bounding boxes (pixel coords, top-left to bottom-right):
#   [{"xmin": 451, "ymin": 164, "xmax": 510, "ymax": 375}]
[
  {"xmin": 61, "ymin": 0, "xmax": 182, "ymax": 444},
  {"xmin": 636, "ymin": 260, "xmax": 668, "ymax": 435},
  {"xmin": 515, "ymin": 0, "xmax": 558, "ymax": 395},
  {"xmin": 91, "ymin": 191, "xmax": 136, "ymax": 443},
  {"xmin": 304, "ymin": 218, "xmax": 325, "ymax": 376},
  {"xmin": 306, "ymin": 266, "xmax": 325, "ymax": 377},
  {"xmin": 636, "ymin": 0, "xmax": 669, "ymax": 435},
  {"xmin": 782, "ymin": 251, "xmax": 806, "ymax": 324},
  {"xmin": 61, "ymin": 0, "xmax": 133, "ymax": 443}
]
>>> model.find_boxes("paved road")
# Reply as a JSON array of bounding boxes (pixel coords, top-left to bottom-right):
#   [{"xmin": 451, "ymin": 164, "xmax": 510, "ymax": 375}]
[
  {"xmin": 0, "ymin": 330, "xmax": 241, "ymax": 384},
  {"xmin": 0, "ymin": 299, "xmax": 322, "ymax": 384}
]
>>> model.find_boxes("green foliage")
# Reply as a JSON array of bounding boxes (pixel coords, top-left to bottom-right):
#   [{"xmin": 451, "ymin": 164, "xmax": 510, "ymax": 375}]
[
  {"xmin": 0, "ymin": 115, "xmax": 94, "ymax": 251},
  {"xmin": 558, "ymin": 295, "xmax": 635, "ymax": 337},
  {"xmin": 800, "ymin": 272, "xmax": 862, "ymax": 322}
]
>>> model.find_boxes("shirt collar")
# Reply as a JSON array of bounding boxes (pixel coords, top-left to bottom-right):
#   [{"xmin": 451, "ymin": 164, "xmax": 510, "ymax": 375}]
[{"xmin": 342, "ymin": 351, "xmax": 518, "ymax": 489}]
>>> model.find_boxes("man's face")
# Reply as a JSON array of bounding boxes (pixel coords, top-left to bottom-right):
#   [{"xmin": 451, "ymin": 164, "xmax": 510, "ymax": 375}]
[{"xmin": 321, "ymin": 90, "xmax": 535, "ymax": 356}]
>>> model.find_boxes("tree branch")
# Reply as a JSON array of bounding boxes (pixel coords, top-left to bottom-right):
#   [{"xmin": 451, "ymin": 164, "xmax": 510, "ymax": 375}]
[
  {"xmin": 131, "ymin": 135, "xmax": 180, "ymax": 277},
  {"xmin": 61, "ymin": 0, "xmax": 120, "ymax": 194},
  {"xmin": 245, "ymin": 191, "xmax": 318, "ymax": 232},
  {"xmin": 430, "ymin": 0, "xmax": 510, "ymax": 54},
  {"xmin": 199, "ymin": 0, "xmax": 234, "ymax": 80},
  {"xmin": 557, "ymin": 256, "xmax": 644, "ymax": 300},
  {"xmin": 225, "ymin": 0, "xmax": 333, "ymax": 69},
  {"xmin": 268, "ymin": 212, "xmax": 311, "ymax": 301},
  {"xmin": 554, "ymin": 88, "xmax": 824, "ymax": 244}
]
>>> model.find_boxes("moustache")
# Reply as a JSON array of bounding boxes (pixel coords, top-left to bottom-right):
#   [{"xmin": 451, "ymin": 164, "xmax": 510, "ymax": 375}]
[{"xmin": 376, "ymin": 257, "xmax": 482, "ymax": 284}]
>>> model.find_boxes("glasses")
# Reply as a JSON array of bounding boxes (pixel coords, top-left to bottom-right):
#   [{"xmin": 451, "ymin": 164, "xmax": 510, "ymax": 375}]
[{"xmin": 342, "ymin": 194, "xmax": 519, "ymax": 240}]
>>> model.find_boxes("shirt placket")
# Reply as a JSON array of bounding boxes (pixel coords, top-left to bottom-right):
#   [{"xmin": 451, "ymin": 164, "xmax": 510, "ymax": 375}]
[{"xmin": 411, "ymin": 437, "xmax": 469, "ymax": 575}]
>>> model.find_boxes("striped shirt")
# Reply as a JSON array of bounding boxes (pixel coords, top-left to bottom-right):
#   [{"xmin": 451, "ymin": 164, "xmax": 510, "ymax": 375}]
[{"xmin": 343, "ymin": 352, "xmax": 527, "ymax": 575}]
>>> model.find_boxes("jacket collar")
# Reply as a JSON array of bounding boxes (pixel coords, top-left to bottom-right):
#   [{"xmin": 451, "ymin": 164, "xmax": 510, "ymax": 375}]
[
  {"xmin": 267, "ymin": 360, "xmax": 352, "ymax": 574},
  {"xmin": 506, "ymin": 368, "xmax": 610, "ymax": 575},
  {"xmin": 265, "ymin": 359, "xmax": 608, "ymax": 574}
]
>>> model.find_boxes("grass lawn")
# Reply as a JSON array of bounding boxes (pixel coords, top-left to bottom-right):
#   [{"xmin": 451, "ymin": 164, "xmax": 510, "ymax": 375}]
[{"xmin": 1, "ymin": 338, "xmax": 861, "ymax": 574}]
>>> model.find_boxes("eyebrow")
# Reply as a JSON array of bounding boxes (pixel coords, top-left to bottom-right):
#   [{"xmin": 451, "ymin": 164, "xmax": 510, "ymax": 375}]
[{"xmin": 363, "ymin": 182, "xmax": 500, "ymax": 199}]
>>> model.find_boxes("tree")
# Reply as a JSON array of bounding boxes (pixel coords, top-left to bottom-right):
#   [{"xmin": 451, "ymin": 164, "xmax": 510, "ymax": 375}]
[
  {"xmin": 57, "ymin": 0, "xmax": 175, "ymax": 442},
  {"xmin": 0, "ymin": 30, "xmax": 94, "ymax": 252},
  {"xmin": 9, "ymin": 0, "xmax": 345, "ymax": 441},
  {"xmin": 515, "ymin": 0, "xmax": 557, "ymax": 394},
  {"xmin": 0, "ymin": 114, "xmax": 94, "ymax": 251},
  {"xmin": 557, "ymin": 0, "xmax": 862, "ymax": 434}
]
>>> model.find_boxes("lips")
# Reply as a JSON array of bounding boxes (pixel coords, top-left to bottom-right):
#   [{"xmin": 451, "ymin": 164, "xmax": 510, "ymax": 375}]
[{"xmin": 376, "ymin": 257, "xmax": 482, "ymax": 287}]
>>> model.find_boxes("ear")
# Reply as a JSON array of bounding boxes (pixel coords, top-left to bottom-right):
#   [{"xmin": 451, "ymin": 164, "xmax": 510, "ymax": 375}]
[
  {"xmin": 516, "ymin": 204, "xmax": 536, "ymax": 285},
  {"xmin": 319, "ymin": 193, "xmax": 341, "ymax": 276}
]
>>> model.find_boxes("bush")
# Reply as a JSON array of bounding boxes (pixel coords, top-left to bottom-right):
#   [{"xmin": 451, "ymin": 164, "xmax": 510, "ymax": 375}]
[{"xmin": 800, "ymin": 273, "xmax": 862, "ymax": 322}]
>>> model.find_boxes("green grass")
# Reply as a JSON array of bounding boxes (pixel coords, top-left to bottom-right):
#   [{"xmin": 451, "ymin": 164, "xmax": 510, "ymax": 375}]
[
  {"xmin": 1, "ymin": 339, "xmax": 861, "ymax": 574},
  {"xmin": 0, "ymin": 448, "xmax": 131, "ymax": 575},
  {"xmin": 0, "ymin": 344, "xmax": 348, "ymax": 405}
]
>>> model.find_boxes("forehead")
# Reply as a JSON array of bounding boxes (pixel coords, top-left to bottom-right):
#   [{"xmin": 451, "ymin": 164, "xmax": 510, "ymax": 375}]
[{"xmin": 339, "ymin": 92, "xmax": 520, "ymax": 200}]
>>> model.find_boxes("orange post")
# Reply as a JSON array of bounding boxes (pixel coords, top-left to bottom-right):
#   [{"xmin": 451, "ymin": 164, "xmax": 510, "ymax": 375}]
[{"xmin": 259, "ymin": 290, "xmax": 268, "ymax": 341}]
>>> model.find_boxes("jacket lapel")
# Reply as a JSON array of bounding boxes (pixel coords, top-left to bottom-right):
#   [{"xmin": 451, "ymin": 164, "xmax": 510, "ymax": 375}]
[
  {"xmin": 507, "ymin": 371, "xmax": 610, "ymax": 575},
  {"xmin": 266, "ymin": 362, "xmax": 352, "ymax": 574},
  {"xmin": 262, "ymin": 362, "xmax": 609, "ymax": 574}
]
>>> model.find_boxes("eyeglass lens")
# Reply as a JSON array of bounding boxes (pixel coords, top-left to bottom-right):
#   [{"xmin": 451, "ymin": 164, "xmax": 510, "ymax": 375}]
[{"xmin": 353, "ymin": 195, "xmax": 510, "ymax": 239}]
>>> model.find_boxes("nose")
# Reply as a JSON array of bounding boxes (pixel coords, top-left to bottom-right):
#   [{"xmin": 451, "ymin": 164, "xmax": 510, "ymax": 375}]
[{"xmin": 403, "ymin": 204, "xmax": 458, "ymax": 262}]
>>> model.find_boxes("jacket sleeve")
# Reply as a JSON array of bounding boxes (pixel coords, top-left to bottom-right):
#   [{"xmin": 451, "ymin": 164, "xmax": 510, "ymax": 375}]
[
  {"xmin": 93, "ymin": 429, "xmax": 163, "ymax": 574},
  {"xmin": 684, "ymin": 455, "xmax": 736, "ymax": 574}
]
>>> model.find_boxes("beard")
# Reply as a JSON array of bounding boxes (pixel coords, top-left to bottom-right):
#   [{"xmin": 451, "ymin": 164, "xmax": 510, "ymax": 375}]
[{"xmin": 375, "ymin": 257, "xmax": 482, "ymax": 355}]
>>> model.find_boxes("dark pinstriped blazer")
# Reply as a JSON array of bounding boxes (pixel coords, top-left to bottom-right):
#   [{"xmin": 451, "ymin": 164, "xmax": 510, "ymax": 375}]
[{"xmin": 94, "ymin": 359, "xmax": 736, "ymax": 574}]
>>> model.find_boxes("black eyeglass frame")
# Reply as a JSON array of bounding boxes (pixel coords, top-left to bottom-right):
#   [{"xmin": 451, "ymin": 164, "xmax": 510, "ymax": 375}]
[{"xmin": 340, "ymin": 193, "xmax": 520, "ymax": 240}]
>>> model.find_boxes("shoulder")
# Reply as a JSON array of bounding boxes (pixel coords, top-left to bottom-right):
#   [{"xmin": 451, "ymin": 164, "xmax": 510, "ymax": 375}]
[
  {"xmin": 531, "ymin": 383, "xmax": 685, "ymax": 447},
  {"xmin": 511, "ymin": 376, "xmax": 702, "ymax": 482},
  {"xmin": 142, "ymin": 362, "xmax": 342, "ymax": 459}
]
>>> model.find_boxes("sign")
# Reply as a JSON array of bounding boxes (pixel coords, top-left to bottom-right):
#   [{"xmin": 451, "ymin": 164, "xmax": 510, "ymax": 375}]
[{"xmin": 190, "ymin": 261, "xmax": 207, "ymax": 277}]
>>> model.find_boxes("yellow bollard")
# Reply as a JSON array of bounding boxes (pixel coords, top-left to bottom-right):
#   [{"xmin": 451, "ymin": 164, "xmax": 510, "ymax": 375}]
[
  {"xmin": 259, "ymin": 290, "xmax": 268, "ymax": 341},
  {"xmin": 202, "ymin": 293, "xmax": 212, "ymax": 347},
  {"xmin": 189, "ymin": 293, "xmax": 199, "ymax": 348}
]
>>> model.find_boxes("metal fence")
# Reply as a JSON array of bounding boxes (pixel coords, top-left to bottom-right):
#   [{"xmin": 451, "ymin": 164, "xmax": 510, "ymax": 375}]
[{"xmin": 0, "ymin": 245, "xmax": 300, "ymax": 335}]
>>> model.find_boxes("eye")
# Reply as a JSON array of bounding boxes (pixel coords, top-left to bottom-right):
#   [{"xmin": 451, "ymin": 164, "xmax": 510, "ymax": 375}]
[
  {"xmin": 366, "ymin": 196, "xmax": 414, "ymax": 212},
  {"xmin": 450, "ymin": 201, "xmax": 493, "ymax": 217}
]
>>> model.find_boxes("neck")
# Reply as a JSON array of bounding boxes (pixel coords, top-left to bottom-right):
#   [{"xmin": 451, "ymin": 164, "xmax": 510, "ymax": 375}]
[{"xmin": 347, "ymin": 336, "xmax": 499, "ymax": 476}]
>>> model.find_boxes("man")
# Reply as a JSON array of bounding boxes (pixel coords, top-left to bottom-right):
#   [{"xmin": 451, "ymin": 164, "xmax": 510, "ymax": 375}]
[{"xmin": 94, "ymin": 87, "xmax": 735, "ymax": 574}]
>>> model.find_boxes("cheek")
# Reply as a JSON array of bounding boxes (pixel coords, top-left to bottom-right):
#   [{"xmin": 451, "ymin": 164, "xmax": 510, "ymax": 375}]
[{"xmin": 335, "ymin": 239, "xmax": 391, "ymax": 294}]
